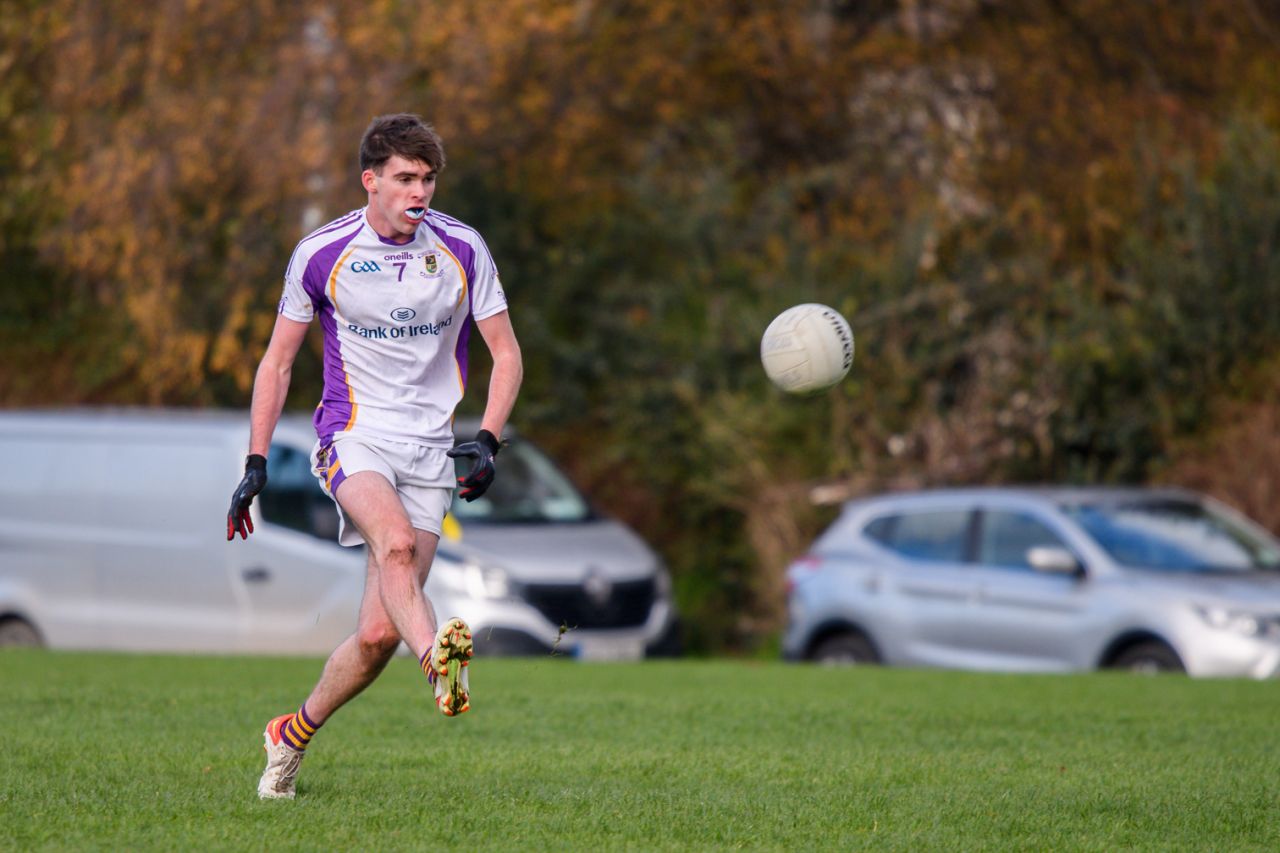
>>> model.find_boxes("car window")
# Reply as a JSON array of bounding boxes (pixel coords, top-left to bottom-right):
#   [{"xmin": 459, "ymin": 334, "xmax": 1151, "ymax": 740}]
[
  {"xmin": 867, "ymin": 510, "xmax": 971, "ymax": 562},
  {"xmin": 863, "ymin": 515, "xmax": 896, "ymax": 544},
  {"xmin": 1063, "ymin": 499, "xmax": 1280, "ymax": 573},
  {"xmin": 978, "ymin": 511, "xmax": 1069, "ymax": 569},
  {"xmin": 260, "ymin": 444, "xmax": 340, "ymax": 541}
]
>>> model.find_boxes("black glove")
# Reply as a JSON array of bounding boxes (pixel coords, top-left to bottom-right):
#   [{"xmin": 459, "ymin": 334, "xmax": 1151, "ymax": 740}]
[
  {"xmin": 227, "ymin": 454, "xmax": 268, "ymax": 540},
  {"xmin": 447, "ymin": 429, "xmax": 501, "ymax": 502}
]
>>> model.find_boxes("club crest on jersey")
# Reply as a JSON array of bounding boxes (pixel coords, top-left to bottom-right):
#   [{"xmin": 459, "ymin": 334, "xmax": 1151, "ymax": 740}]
[{"xmin": 424, "ymin": 253, "xmax": 439, "ymax": 276}]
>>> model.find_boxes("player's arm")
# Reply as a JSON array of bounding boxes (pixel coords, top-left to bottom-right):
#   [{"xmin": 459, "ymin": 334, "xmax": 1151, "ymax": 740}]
[
  {"xmin": 227, "ymin": 315, "xmax": 310, "ymax": 540},
  {"xmin": 247, "ymin": 315, "xmax": 311, "ymax": 455},
  {"xmin": 475, "ymin": 309, "xmax": 522, "ymax": 440},
  {"xmin": 447, "ymin": 310, "xmax": 522, "ymax": 502}
]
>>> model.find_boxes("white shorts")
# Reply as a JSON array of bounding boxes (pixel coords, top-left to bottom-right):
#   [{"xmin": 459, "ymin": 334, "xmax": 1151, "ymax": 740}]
[{"xmin": 311, "ymin": 435, "xmax": 454, "ymax": 547}]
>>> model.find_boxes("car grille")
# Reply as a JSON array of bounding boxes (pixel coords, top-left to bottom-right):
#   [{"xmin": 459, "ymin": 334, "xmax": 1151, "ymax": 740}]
[{"xmin": 521, "ymin": 578, "xmax": 656, "ymax": 629}]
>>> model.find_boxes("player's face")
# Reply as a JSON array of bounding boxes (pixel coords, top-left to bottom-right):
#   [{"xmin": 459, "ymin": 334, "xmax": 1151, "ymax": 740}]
[{"xmin": 362, "ymin": 154, "xmax": 437, "ymax": 243}]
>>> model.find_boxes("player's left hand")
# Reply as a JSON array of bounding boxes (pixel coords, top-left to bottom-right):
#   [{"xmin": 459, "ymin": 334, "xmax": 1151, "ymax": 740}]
[{"xmin": 447, "ymin": 430, "xmax": 501, "ymax": 501}]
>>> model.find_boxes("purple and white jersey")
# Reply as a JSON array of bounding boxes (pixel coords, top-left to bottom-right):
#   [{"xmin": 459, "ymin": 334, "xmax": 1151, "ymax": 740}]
[{"xmin": 278, "ymin": 207, "xmax": 508, "ymax": 448}]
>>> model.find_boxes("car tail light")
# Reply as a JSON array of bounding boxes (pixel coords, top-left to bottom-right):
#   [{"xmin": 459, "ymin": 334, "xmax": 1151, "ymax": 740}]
[{"xmin": 785, "ymin": 555, "xmax": 823, "ymax": 595}]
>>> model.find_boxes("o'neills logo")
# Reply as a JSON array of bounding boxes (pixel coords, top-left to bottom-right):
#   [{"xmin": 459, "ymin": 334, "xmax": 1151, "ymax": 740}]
[{"xmin": 383, "ymin": 251, "xmax": 414, "ymax": 261}]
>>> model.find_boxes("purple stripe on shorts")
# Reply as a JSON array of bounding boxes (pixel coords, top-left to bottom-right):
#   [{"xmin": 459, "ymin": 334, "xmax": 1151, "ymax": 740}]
[{"xmin": 315, "ymin": 441, "xmax": 348, "ymax": 496}]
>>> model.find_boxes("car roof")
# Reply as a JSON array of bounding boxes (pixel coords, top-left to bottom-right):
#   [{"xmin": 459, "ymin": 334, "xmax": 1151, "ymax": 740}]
[
  {"xmin": 843, "ymin": 485, "xmax": 1203, "ymax": 513},
  {"xmin": 0, "ymin": 406, "xmax": 245, "ymax": 428},
  {"xmin": 0, "ymin": 407, "xmax": 249, "ymax": 444},
  {"xmin": 0, "ymin": 408, "xmax": 519, "ymax": 441}
]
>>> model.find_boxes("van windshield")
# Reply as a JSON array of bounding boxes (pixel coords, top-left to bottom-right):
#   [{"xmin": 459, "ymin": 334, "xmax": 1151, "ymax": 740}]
[
  {"xmin": 1062, "ymin": 499, "xmax": 1280, "ymax": 573},
  {"xmin": 451, "ymin": 438, "xmax": 593, "ymax": 524}
]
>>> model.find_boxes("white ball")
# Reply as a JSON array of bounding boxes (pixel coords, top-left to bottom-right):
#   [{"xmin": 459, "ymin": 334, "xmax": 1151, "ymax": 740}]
[{"xmin": 760, "ymin": 303, "xmax": 854, "ymax": 394}]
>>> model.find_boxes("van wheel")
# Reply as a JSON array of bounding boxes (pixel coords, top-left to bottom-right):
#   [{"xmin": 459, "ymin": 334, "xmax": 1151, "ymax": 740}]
[
  {"xmin": 1111, "ymin": 641, "xmax": 1184, "ymax": 674},
  {"xmin": 811, "ymin": 633, "xmax": 880, "ymax": 665},
  {"xmin": 0, "ymin": 617, "xmax": 42, "ymax": 648}
]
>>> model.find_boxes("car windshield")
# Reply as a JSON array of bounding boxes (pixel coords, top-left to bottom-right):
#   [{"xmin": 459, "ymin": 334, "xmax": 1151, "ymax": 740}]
[
  {"xmin": 450, "ymin": 438, "xmax": 592, "ymax": 524},
  {"xmin": 1062, "ymin": 499, "xmax": 1280, "ymax": 573}
]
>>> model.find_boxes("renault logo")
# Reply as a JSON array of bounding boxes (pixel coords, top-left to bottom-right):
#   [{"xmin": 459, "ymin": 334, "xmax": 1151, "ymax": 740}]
[{"xmin": 583, "ymin": 568, "xmax": 612, "ymax": 608}]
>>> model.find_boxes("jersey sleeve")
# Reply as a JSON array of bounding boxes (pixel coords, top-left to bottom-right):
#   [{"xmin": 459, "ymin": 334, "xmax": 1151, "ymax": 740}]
[
  {"xmin": 277, "ymin": 255, "xmax": 316, "ymax": 323},
  {"xmin": 469, "ymin": 235, "xmax": 508, "ymax": 321}
]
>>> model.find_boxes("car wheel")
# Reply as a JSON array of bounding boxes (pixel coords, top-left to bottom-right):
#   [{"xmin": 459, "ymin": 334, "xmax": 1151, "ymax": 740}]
[
  {"xmin": 810, "ymin": 633, "xmax": 880, "ymax": 665},
  {"xmin": 1111, "ymin": 641, "xmax": 1184, "ymax": 674},
  {"xmin": 0, "ymin": 617, "xmax": 42, "ymax": 648}
]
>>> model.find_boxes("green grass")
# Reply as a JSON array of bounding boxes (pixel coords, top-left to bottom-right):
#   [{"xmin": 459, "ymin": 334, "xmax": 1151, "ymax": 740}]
[{"xmin": 2, "ymin": 651, "xmax": 1278, "ymax": 851}]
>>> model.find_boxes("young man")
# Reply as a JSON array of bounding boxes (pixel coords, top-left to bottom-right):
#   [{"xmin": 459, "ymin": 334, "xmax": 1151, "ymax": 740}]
[{"xmin": 226, "ymin": 113, "xmax": 522, "ymax": 800}]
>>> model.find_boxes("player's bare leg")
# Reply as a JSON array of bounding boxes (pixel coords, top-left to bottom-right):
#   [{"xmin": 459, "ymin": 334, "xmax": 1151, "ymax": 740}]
[
  {"xmin": 297, "ymin": 527, "xmax": 445, "ymax": 718},
  {"xmin": 334, "ymin": 471, "xmax": 439, "ymax": 661},
  {"xmin": 301, "ymin": 553, "xmax": 414, "ymax": 718},
  {"xmin": 333, "ymin": 472, "xmax": 470, "ymax": 714},
  {"xmin": 259, "ymin": 517, "xmax": 435, "ymax": 799},
  {"xmin": 258, "ymin": 475, "xmax": 453, "ymax": 798}
]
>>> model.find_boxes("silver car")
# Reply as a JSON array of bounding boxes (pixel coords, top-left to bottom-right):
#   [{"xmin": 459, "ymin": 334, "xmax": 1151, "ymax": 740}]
[
  {"xmin": 435, "ymin": 420, "xmax": 678, "ymax": 659},
  {"xmin": 260, "ymin": 416, "xmax": 679, "ymax": 660},
  {"xmin": 0, "ymin": 409, "xmax": 677, "ymax": 660},
  {"xmin": 783, "ymin": 487, "xmax": 1280, "ymax": 677}
]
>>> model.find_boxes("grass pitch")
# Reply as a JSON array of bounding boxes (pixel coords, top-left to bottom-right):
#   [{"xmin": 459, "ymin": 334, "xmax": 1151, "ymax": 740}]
[{"xmin": 2, "ymin": 650, "xmax": 1278, "ymax": 851}]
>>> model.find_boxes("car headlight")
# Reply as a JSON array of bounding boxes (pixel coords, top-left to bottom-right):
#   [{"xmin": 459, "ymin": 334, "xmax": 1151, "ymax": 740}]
[
  {"xmin": 464, "ymin": 562, "xmax": 511, "ymax": 600},
  {"xmin": 1194, "ymin": 605, "xmax": 1279, "ymax": 638},
  {"xmin": 433, "ymin": 559, "xmax": 513, "ymax": 600},
  {"xmin": 654, "ymin": 564, "xmax": 672, "ymax": 598}
]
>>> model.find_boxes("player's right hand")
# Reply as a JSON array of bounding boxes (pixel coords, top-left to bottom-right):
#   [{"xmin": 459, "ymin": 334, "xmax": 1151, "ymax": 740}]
[{"xmin": 227, "ymin": 454, "xmax": 268, "ymax": 540}]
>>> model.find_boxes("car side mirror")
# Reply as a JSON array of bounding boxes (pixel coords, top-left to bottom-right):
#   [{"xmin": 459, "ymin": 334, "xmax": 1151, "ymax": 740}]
[{"xmin": 1027, "ymin": 546, "xmax": 1083, "ymax": 575}]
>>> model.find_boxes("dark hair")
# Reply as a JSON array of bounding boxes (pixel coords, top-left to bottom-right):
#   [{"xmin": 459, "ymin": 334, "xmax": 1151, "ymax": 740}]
[{"xmin": 358, "ymin": 113, "xmax": 446, "ymax": 174}]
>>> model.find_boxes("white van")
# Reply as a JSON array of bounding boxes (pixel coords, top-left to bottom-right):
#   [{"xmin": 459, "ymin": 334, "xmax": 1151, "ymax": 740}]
[{"xmin": 0, "ymin": 409, "xmax": 678, "ymax": 659}]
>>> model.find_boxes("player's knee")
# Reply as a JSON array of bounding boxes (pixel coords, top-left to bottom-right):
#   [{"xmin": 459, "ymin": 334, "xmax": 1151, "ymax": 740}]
[
  {"xmin": 357, "ymin": 623, "xmax": 401, "ymax": 661},
  {"xmin": 378, "ymin": 532, "xmax": 417, "ymax": 570}
]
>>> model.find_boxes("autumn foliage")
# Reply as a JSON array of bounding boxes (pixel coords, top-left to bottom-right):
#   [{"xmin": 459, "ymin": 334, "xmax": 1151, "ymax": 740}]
[{"xmin": 3, "ymin": 1, "xmax": 1279, "ymax": 649}]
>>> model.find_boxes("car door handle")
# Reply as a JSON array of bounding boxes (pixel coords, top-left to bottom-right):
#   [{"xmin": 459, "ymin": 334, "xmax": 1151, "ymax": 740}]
[
  {"xmin": 898, "ymin": 583, "xmax": 969, "ymax": 602},
  {"xmin": 242, "ymin": 567, "xmax": 271, "ymax": 583}
]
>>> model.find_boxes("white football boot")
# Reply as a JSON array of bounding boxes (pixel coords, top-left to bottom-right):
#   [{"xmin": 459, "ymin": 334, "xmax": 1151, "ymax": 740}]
[{"xmin": 257, "ymin": 714, "xmax": 305, "ymax": 799}]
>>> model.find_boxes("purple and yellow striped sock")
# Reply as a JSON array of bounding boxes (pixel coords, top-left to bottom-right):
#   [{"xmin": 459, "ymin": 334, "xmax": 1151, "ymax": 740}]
[
  {"xmin": 419, "ymin": 648, "xmax": 437, "ymax": 682},
  {"xmin": 279, "ymin": 704, "xmax": 320, "ymax": 752}
]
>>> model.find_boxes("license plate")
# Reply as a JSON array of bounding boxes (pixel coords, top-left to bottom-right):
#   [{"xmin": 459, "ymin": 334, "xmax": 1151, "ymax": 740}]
[{"xmin": 574, "ymin": 636, "xmax": 645, "ymax": 661}]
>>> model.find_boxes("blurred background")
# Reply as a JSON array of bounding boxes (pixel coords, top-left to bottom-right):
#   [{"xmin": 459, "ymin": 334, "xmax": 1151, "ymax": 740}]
[{"xmin": 3, "ymin": 0, "xmax": 1279, "ymax": 655}]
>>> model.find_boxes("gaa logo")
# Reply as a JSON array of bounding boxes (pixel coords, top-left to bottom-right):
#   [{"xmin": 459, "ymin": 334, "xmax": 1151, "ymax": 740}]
[
  {"xmin": 390, "ymin": 307, "xmax": 416, "ymax": 322},
  {"xmin": 351, "ymin": 260, "xmax": 381, "ymax": 273}
]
